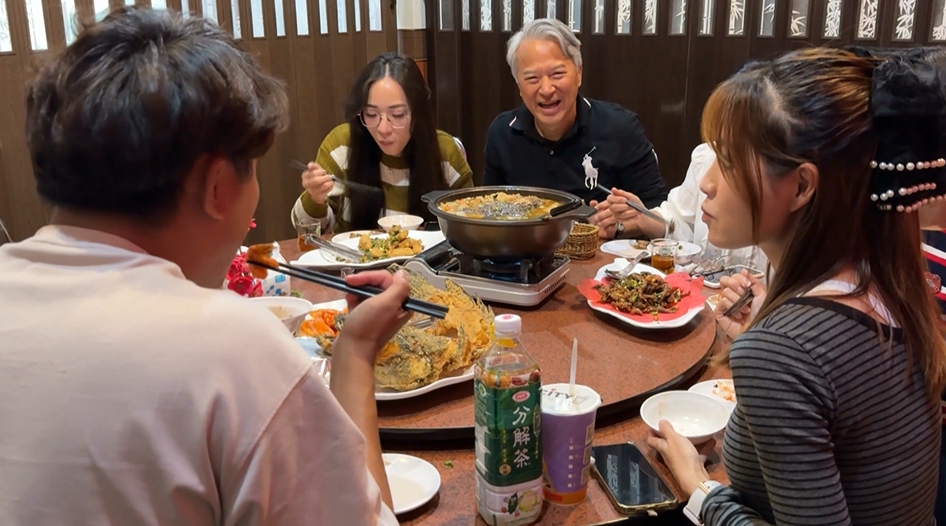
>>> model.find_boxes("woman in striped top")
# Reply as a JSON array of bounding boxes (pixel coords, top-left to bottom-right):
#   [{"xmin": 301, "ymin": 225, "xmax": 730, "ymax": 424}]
[
  {"xmin": 291, "ymin": 53, "xmax": 473, "ymax": 233},
  {"xmin": 648, "ymin": 48, "xmax": 946, "ymax": 525}
]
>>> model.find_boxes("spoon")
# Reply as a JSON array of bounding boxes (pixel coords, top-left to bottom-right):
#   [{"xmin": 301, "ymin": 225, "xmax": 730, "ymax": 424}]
[{"xmin": 605, "ymin": 251, "xmax": 651, "ymax": 280}]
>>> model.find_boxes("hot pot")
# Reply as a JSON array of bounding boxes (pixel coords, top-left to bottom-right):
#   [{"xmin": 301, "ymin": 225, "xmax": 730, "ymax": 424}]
[{"xmin": 422, "ymin": 186, "xmax": 596, "ymax": 261}]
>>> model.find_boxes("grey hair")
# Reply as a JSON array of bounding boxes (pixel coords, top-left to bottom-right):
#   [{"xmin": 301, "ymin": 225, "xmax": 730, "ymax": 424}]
[{"xmin": 505, "ymin": 18, "xmax": 582, "ymax": 78}]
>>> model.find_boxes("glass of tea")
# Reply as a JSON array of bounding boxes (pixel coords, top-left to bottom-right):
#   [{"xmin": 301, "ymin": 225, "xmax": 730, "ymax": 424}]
[
  {"xmin": 297, "ymin": 219, "xmax": 321, "ymax": 252},
  {"xmin": 650, "ymin": 238, "xmax": 678, "ymax": 274}
]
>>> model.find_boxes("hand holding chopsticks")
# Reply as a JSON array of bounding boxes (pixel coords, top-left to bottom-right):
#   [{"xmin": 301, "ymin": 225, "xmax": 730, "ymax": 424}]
[
  {"xmin": 715, "ymin": 269, "xmax": 765, "ymax": 340},
  {"xmin": 247, "ymin": 258, "xmax": 449, "ymax": 319}
]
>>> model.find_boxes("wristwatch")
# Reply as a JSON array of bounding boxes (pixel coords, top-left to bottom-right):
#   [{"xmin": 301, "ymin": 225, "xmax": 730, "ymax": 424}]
[
  {"xmin": 683, "ymin": 480, "xmax": 722, "ymax": 525},
  {"xmin": 614, "ymin": 221, "xmax": 625, "ymax": 239}
]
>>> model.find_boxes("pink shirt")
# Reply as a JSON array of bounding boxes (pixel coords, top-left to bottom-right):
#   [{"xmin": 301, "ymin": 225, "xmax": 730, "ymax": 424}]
[{"xmin": 0, "ymin": 226, "xmax": 397, "ymax": 526}]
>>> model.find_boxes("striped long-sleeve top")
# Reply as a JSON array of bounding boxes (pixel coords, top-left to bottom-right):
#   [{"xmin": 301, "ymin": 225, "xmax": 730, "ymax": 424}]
[
  {"xmin": 702, "ymin": 297, "xmax": 940, "ymax": 525},
  {"xmin": 921, "ymin": 231, "xmax": 946, "ymax": 425}
]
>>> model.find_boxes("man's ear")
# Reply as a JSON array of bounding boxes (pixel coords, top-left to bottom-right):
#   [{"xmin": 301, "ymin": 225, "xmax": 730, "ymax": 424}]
[{"xmin": 186, "ymin": 155, "xmax": 235, "ymax": 220}]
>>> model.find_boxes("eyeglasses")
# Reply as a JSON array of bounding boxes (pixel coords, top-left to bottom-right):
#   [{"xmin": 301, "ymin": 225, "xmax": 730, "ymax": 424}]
[{"xmin": 359, "ymin": 110, "xmax": 411, "ymax": 129}]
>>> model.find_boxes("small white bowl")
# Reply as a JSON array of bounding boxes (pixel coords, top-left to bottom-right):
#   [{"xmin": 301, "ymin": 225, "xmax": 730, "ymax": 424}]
[
  {"xmin": 249, "ymin": 296, "xmax": 313, "ymax": 334},
  {"xmin": 378, "ymin": 214, "xmax": 424, "ymax": 232},
  {"xmin": 640, "ymin": 390, "xmax": 730, "ymax": 445}
]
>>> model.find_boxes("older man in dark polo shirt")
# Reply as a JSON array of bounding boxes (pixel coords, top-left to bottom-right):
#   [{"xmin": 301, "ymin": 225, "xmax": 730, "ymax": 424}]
[{"xmin": 483, "ymin": 18, "xmax": 668, "ymax": 239}]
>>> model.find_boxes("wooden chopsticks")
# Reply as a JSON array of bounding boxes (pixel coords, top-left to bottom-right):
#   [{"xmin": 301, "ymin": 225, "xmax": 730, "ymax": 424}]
[{"xmin": 247, "ymin": 259, "xmax": 449, "ymax": 319}]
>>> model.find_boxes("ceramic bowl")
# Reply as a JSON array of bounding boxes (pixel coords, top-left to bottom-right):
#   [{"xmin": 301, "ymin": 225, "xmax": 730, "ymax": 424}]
[
  {"xmin": 640, "ymin": 390, "xmax": 730, "ymax": 445},
  {"xmin": 249, "ymin": 296, "xmax": 313, "ymax": 334},
  {"xmin": 378, "ymin": 214, "xmax": 424, "ymax": 232}
]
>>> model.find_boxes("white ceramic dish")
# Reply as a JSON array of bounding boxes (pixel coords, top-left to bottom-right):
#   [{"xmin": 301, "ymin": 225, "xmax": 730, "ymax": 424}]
[
  {"xmin": 301, "ymin": 299, "xmax": 475, "ymax": 401},
  {"xmin": 587, "ymin": 259, "xmax": 704, "ymax": 329},
  {"xmin": 600, "ymin": 239, "xmax": 649, "ymax": 259},
  {"xmin": 330, "ymin": 230, "xmax": 378, "ymax": 244},
  {"xmin": 600, "ymin": 239, "xmax": 701, "ymax": 265},
  {"xmin": 379, "ymin": 214, "xmax": 424, "ymax": 232},
  {"xmin": 383, "ymin": 453, "xmax": 441, "ymax": 515},
  {"xmin": 673, "ymin": 241, "xmax": 703, "ymax": 265},
  {"xmin": 249, "ymin": 296, "xmax": 313, "ymax": 333},
  {"xmin": 292, "ymin": 230, "xmax": 446, "ymax": 270},
  {"xmin": 689, "ymin": 379, "xmax": 737, "ymax": 412},
  {"xmin": 705, "ymin": 294, "xmax": 719, "ymax": 313},
  {"xmin": 640, "ymin": 390, "xmax": 730, "ymax": 445}
]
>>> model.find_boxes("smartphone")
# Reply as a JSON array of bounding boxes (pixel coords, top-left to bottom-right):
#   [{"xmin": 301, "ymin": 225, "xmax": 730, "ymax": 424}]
[{"xmin": 590, "ymin": 442, "xmax": 678, "ymax": 516}]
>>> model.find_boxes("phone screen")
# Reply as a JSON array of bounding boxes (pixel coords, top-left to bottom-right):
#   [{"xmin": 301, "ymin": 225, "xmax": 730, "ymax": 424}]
[{"xmin": 591, "ymin": 443, "xmax": 676, "ymax": 508}]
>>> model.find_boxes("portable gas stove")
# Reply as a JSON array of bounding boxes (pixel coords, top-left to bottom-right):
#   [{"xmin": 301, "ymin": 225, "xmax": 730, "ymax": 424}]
[{"xmin": 401, "ymin": 241, "xmax": 570, "ymax": 307}]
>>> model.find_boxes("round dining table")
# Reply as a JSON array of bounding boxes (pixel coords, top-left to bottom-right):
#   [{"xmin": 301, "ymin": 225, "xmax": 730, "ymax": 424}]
[{"xmin": 280, "ymin": 238, "xmax": 732, "ymax": 525}]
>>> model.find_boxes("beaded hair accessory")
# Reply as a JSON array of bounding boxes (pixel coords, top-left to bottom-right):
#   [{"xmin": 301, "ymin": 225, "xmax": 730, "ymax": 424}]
[{"xmin": 857, "ymin": 47, "xmax": 946, "ymax": 212}]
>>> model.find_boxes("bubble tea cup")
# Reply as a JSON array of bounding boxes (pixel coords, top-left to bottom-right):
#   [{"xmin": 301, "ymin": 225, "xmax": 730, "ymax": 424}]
[{"xmin": 540, "ymin": 383, "xmax": 602, "ymax": 505}]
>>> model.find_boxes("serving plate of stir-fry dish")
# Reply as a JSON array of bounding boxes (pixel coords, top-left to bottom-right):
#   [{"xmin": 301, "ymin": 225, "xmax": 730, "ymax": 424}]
[
  {"xmin": 576, "ymin": 258, "xmax": 705, "ymax": 329},
  {"xmin": 291, "ymin": 226, "xmax": 446, "ymax": 270}
]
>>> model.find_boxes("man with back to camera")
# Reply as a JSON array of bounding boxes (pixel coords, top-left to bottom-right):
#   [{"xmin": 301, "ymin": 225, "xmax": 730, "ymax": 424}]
[
  {"xmin": 0, "ymin": 7, "xmax": 407, "ymax": 525},
  {"xmin": 483, "ymin": 17, "xmax": 669, "ymax": 239}
]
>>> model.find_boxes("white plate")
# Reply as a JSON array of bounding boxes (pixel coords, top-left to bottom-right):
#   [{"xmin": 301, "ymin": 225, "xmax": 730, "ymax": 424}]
[
  {"xmin": 600, "ymin": 239, "xmax": 650, "ymax": 259},
  {"xmin": 330, "ymin": 230, "xmax": 378, "ymax": 244},
  {"xmin": 587, "ymin": 258, "xmax": 704, "ymax": 330},
  {"xmin": 705, "ymin": 294, "xmax": 719, "ymax": 312},
  {"xmin": 689, "ymin": 379, "xmax": 737, "ymax": 412},
  {"xmin": 383, "ymin": 453, "xmax": 441, "ymax": 515},
  {"xmin": 301, "ymin": 299, "xmax": 476, "ymax": 401},
  {"xmin": 599, "ymin": 240, "xmax": 690, "ymax": 272},
  {"xmin": 377, "ymin": 366, "xmax": 475, "ymax": 401},
  {"xmin": 292, "ymin": 230, "xmax": 446, "ymax": 270}
]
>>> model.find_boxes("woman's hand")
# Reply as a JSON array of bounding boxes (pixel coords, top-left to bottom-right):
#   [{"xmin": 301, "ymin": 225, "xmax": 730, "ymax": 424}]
[
  {"xmin": 646, "ymin": 420, "xmax": 714, "ymax": 496},
  {"xmin": 301, "ymin": 162, "xmax": 335, "ymax": 205},
  {"xmin": 333, "ymin": 270, "xmax": 412, "ymax": 364},
  {"xmin": 715, "ymin": 269, "xmax": 766, "ymax": 340}
]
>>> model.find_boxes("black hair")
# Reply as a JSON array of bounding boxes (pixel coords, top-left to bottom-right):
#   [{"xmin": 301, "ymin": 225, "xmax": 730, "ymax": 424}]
[{"xmin": 25, "ymin": 6, "xmax": 289, "ymax": 221}]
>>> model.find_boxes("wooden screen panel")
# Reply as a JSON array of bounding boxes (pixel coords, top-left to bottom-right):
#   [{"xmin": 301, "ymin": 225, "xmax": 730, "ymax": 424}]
[{"xmin": 0, "ymin": 0, "xmax": 398, "ymax": 242}]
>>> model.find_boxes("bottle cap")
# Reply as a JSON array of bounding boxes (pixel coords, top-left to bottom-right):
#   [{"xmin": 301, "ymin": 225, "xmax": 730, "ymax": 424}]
[{"xmin": 494, "ymin": 314, "xmax": 522, "ymax": 336}]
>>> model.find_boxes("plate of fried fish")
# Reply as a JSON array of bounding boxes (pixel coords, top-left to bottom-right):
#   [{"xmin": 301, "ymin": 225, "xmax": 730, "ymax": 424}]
[{"xmin": 294, "ymin": 265, "xmax": 495, "ymax": 400}]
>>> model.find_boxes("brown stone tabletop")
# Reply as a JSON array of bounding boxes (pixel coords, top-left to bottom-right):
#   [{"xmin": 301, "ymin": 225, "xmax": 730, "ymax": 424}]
[
  {"xmin": 386, "ymin": 356, "xmax": 733, "ymax": 526},
  {"xmin": 278, "ymin": 236, "xmax": 729, "ymax": 524},
  {"xmin": 280, "ymin": 239, "xmax": 718, "ymax": 443}
]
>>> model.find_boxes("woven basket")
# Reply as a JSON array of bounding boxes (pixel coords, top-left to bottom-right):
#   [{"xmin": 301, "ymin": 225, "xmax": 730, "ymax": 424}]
[{"xmin": 556, "ymin": 222, "xmax": 599, "ymax": 260}]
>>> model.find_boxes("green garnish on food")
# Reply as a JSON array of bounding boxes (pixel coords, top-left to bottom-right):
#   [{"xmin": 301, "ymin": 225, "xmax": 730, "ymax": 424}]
[
  {"xmin": 289, "ymin": 290, "xmax": 304, "ymax": 298},
  {"xmin": 444, "ymin": 460, "xmax": 454, "ymax": 468}
]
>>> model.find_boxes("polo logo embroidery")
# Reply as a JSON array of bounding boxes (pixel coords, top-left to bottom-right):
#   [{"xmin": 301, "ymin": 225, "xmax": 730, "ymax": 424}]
[{"xmin": 582, "ymin": 146, "xmax": 598, "ymax": 189}]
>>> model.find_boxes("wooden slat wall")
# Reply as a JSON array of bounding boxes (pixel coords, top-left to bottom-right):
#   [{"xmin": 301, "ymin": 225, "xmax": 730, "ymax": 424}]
[
  {"xmin": 0, "ymin": 0, "xmax": 398, "ymax": 242},
  {"xmin": 427, "ymin": 0, "xmax": 946, "ymax": 191}
]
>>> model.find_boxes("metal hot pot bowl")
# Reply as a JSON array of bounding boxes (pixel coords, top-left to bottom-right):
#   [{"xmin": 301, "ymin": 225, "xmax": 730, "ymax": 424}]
[{"xmin": 422, "ymin": 186, "xmax": 596, "ymax": 261}]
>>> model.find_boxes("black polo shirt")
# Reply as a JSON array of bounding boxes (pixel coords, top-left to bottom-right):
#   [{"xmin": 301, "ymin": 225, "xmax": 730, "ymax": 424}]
[{"xmin": 483, "ymin": 96, "xmax": 669, "ymax": 207}]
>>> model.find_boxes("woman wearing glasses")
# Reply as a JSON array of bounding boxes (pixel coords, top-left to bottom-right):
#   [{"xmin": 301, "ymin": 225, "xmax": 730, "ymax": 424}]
[{"xmin": 291, "ymin": 53, "xmax": 473, "ymax": 233}]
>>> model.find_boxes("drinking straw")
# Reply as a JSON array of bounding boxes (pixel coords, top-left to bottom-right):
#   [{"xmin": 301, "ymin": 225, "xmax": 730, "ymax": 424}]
[{"xmin": 569, "ymin": 337, "xmax": 578, "ymax": 397}]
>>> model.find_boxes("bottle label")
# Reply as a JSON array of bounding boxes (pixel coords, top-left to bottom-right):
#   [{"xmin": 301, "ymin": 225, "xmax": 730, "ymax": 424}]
[{"xmin": 474, "ymin": 372, "xmax": 542, "ymax": 487}]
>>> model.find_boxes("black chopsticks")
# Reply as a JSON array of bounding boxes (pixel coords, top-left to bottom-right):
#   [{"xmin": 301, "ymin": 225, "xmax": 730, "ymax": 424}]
[
  {"xmin": 289, "ymin": 160, "xmax": 383, "ymax": 194},
  {"xmin": 722, "ymin": 289, "xmax": 754, "ymax": 318},
  {"xmin": 247, "ymin": 260, "xmax": 449, "ymax": 319}
]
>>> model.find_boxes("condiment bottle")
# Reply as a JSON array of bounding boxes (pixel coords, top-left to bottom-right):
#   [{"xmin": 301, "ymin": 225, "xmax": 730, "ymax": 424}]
[{"xmin": 474, "ymin": 314, "xmax": 543, "ymax": 526}]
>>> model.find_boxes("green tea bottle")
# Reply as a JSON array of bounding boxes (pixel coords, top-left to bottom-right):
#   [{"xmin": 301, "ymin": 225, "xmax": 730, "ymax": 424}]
[{"xmin": 474, "ymin": 314, "xmax": 543, "ymax": 526}]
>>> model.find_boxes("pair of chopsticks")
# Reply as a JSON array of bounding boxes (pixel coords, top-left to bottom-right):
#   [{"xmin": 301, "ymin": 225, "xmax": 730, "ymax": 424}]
[
  {"xmin": 722, "ymin": 289, "xmax": 754, "ymax": 318},
  {"xmin": 247, "ymin": 259, "xmax": 449, "ymax": 319},
  {"xmin": 595, "ymin": 184, "xmax": 671, "ymax": 228},
  {"xmin": 289, "ymin": 160, "xmax": 383, "ymax": 194}
]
